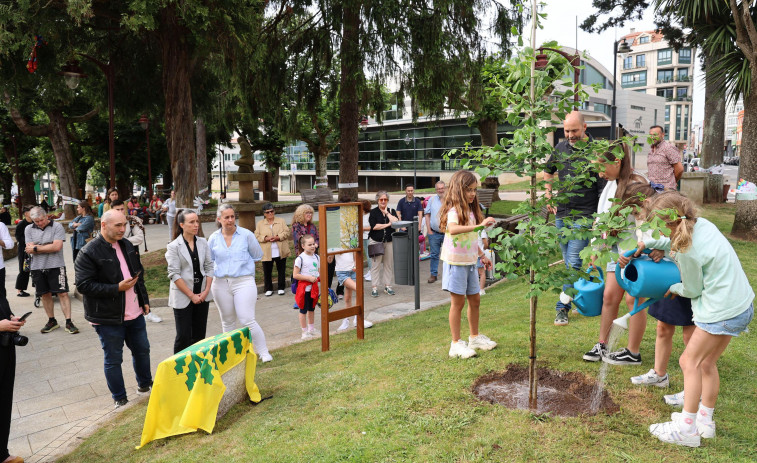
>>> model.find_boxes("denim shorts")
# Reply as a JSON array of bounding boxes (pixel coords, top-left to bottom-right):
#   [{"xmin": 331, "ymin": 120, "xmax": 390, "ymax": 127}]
[
  {"xmin": 695, "ymin": 303, "xmax": 754, "ymax": 337},
  {"xmin": 442, "ymin": 262, "xmax": 480, "ymax": 295},
  {"xmin": 476, "ymin": 257, "xmax": 484, "ymax": 269},
  {"xmin": 336, "ymin": 270, "xmax": 356, "ymax": 286}
]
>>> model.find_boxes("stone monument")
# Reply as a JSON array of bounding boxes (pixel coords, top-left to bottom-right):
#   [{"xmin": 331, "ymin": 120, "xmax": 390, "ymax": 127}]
[{"xmin": 227, "ymin": 137, "xmax": 265, "ymax": 232}]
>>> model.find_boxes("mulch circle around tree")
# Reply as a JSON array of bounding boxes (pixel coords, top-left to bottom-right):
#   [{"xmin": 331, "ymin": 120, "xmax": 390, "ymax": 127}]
[{"xmin": 472, "ymin": 364, "xmax": 620, "ymax": 417}]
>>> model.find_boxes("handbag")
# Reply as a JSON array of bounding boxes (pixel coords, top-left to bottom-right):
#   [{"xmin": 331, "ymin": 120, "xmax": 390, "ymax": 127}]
[{"xmin": 368, "ymin": 242, "xmax": 385, "ymax": 258}]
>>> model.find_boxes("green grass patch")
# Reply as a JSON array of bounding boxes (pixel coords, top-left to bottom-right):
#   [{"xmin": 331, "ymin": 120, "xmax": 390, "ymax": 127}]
[
  {"xmin": 66, "ymin": 205, "xmax": 757, "ymax": 462},
  {"xmin": 498, "ymin": 179, "xmax": 533, "ymax": 191},
  {"xmin": 487, "ymin": 200, "xmax": 520, "ymax": 216}
]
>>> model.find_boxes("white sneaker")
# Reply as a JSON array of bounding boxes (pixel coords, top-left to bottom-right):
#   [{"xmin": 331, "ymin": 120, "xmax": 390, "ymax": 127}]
[
  {"xmin": 649, "ymin": 420, "xmax": 700, "ymax": 447},
  {"xmin": 352, "ymin": 316, "xmax": 373, "ymax": 329},
  {"xmin": 259, "ymin": 353, "xmax": 273, "ymax": 363},
  {"xmin": 449, "ymin": 340, "xmax": 477, "ymax": 359},
  {"xmin": 631, "ymin": 369, "xmax": 670, "ymax": 388},
  {"xmin": 278, "ymin": 290, "xmax": 285, "ymax": 295},
  {"xmin": 301, "ymin": 331, "xmax": 313, "ymax": 340},
  {"xmin": 144, "ymin": 312, "xmax": 162, "ymax": 323},
  {"xmin": 671, "ymin": 412, "xmax": 716, "ymax": 438},
  {"xmin": 338, "ymin": 319, "xmax": 351, "ymax": 331},
  {"xmin": 265, "ymin": 290, "xmax": 273, "ymax": 297},
  {"xmin": 664, "ymin": 391, "xmax": 685, "ymax": 407},
  {"xmin": 307, "ymin": 329, "xmax": 320, "ymax": 338},
  {"xmin": 468, "ymin": 334, "xmax": 497, "ymax": 351},
  {"xmin": 364, "ymin": 273, "xmax": 371, "ymax": 281},
  {"xmin": 479, "ymin": 289, "xmax": 486, "ymax": 296}
]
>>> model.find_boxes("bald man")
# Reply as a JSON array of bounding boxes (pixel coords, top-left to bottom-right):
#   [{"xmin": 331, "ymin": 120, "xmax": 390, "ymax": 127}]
[
  {"xmin": 543, "ymin": 111, "xmax": 604, "ymax": 327},
  {"xmin": 75, "ymin": 209, "xmax": 152, "ymax": 408}
]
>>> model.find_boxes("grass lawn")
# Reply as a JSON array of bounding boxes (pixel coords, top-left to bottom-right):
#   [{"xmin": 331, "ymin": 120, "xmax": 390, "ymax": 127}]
[
  {"xmin": 487, "ymin": 200, "xmax": 521, "ymax": 216},
  {"xmin": 62, "ymin": 204, "xmax": 757, "ymax": 462}
]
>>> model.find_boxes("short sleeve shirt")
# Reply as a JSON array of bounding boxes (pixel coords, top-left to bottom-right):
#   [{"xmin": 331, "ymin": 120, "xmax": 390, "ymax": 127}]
[
  {"xmin": 295, "ymin": 252, "xmax": 320, "ymax": 291},
  {"xmin": 396, "ymin": 197, "xmax": 423, "ymax": 222},
  {"xmin": 440, "ymin": 208, "xmax": 479, "ymax": 265},
  {"xmin": 25, "ymin": 221, "xmax": 66, "ymax": 270},
  {"xmin": 647, "ymin": 140, "xmax": 681, "ymax": 190}
]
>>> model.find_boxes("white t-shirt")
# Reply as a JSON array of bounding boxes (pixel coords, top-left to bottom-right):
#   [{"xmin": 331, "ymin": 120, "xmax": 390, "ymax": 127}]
[
  {"xmin": 295, "ymin": 252, "xmax": 320, "ymax": 291},
  {"xmin": 335, "ymin": 252, "xmax": 355, "ymax": 272},
  {"xmin": 267, "ymin": 222, "xmax": 280, "ymax": 258},
  {"xmin": 362, "ymin": 213, "xmax": 370, "ymax": 240}
]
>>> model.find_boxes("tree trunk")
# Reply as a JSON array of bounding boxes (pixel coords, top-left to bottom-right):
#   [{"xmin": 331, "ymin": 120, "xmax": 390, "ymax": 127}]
[
  {"xmin": 732, "ymin": 62, "xmax": 757, "ymax": 240},
  {"xmin": 314, "ymin": 145, "xmax": 329, "ymax": 190},
  {"xmin": 478, "ymin": 117, "xmax": 501, "ymax": 201},
  {"xmin": 338, "ymin": 2, "xmax": 361, "ymax": 202},
  {"xmin": 269, "ymin": 167, "xmax": 280, "ymax": 202},
  {"xmin": 47, "ymin": 110, "xmax": 79, "ymax": 219},
  {"xmin": 0, "ymin": 144, "xmax": 14, "ymax": 205},
  {"xmin": 196, "ymin": 117, "xmax": 208, "ymax": 196},
  {"xmin": 160, "ymin": 6, "xmax": 197, "ymax": 209},
  {"xmin": 701, "ymin": 53, "xmax": 727, "ymax": 203}
]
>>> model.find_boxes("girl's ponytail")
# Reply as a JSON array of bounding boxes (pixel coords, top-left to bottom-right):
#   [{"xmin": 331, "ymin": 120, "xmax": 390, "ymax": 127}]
[{"xmin": 644, "ymin": 192, "xmax": 698, "ymax": 252}]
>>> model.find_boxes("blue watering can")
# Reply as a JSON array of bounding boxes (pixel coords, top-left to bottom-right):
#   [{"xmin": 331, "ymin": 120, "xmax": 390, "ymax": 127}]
[
  {"xmin": 561, "ymin": 267, "xmax": 604, "ymax": 317},
  {"xmin": 613, "ymin": 248, "xmax": 681, "ymax": 329}
]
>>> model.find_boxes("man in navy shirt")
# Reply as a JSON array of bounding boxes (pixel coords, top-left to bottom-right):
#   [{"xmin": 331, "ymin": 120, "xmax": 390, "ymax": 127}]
[{"xmin": 396, "ymin": 184, "xmax": 424, "ymax": 224}]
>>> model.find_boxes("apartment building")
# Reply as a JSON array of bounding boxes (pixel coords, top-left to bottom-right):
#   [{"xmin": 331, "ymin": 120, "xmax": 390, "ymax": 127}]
[{"xmin": 616, "ymin": 29, "xmax": 696, "ymax": 150}]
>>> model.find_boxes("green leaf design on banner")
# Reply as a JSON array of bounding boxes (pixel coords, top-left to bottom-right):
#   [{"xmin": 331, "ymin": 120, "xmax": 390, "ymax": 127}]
[
  {"xmin": 231, "ymin": 331, "xmax": 245, "ymax": 355},
  {"xmin": 217, "ymin": 340, "xmax": 229, "ymax": 364},
  {"xmin": 174, "ymin": 355, "xmax": 187, "ymax": 375}
]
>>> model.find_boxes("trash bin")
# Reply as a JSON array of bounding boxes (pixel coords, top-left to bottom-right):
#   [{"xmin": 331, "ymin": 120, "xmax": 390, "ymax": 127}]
[{"xmin": 392, "ymin": 230, "xmax": 414, "ymax": 285}]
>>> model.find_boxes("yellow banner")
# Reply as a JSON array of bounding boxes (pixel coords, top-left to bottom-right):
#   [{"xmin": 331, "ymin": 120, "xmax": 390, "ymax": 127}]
[{"xmin": 138, "ymin": 327, "xmax": 261, "ymax": 449}]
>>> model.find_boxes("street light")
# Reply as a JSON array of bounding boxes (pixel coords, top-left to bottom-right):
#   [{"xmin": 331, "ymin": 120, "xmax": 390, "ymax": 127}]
[
  {"xmin": 59, "ymin": 54, "xmax": 116, "ymax": 189},
  {"xmin": 138, "ymin": 115, "xmax": 153, "ymax": 200},
  {"xmin": 611, "ymin": 39, "xmax": 633, "ymax": 140},
  {"xmin": 404, "ymin": 132, "xmax": 416, "ymax": 187},
  {"xmin": 534, "ymin": 47, "xmax": 581, "ymax": 103}
]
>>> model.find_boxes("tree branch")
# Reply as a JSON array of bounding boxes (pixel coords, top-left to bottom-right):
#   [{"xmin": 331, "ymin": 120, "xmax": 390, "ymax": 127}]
[
  {"xmin": 4, "ymin": 93, "xmax": 51, "ymax": 137},
  {"xmin": 67, "ymin": 107, "xmax": 100, "ymax": 123},
  {"xmin": 731, "ymin": 0, "xmax": 756, "ymax": 59}
]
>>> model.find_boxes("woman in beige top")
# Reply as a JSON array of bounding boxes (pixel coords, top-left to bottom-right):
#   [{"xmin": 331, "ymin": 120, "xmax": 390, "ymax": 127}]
[{"xmin": 254, "ymin": 203, "xmax": 291, "ymax": 296}]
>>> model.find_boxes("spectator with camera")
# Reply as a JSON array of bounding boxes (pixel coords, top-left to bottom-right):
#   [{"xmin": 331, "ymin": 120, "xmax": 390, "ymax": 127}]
[{"xmin": 1, "ymin": 297, "xmax": 26, "ymax": 463}]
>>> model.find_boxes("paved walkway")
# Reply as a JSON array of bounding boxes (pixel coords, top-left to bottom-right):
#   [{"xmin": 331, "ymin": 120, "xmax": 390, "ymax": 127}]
[{"xmin": 6, "ymin": 205, "xmax": 470, "ymax": 462}]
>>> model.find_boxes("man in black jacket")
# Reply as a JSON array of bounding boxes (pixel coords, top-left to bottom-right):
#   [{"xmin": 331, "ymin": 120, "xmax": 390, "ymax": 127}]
[{"xmin": 75, "ymin": 209, "xmax": 153, "ymax": 408}]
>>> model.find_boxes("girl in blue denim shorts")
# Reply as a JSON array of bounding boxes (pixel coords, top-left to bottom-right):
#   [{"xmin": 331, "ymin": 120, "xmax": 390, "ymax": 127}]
[{"xmin": 622, "ymin": 192, "xmax": 754, "ymax": 448}]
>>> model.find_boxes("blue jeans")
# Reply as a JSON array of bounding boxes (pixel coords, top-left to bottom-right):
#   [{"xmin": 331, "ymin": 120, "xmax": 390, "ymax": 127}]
[
  {"xmin": 555, "ymin": 218, "xmax": 590, "ymax": 312},
  {"xmin": 427, "ymin": 232, "xmax": 444, "ymax": 277},
  {"xmin": 94, "ymin": 315, "xmax": 152, "ymax": 401}
]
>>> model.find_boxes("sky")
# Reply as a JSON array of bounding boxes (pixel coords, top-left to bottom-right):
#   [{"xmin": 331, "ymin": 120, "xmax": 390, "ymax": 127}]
[{"xmin": 534, "ymin": 0, "xmax": 704, "ymax": 124}]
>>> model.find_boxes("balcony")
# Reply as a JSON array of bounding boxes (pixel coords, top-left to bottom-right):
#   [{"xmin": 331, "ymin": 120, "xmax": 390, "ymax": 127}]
[
  {"xmin": 656, "ymin": 75, "xmax": 693, "ymax": 84},
  {"xmin": 657, "ymin": 58, "xmax": 673, "ymax": 66},
  {"xmin": 622, "ymin": 80, "xmax": 647, "ymax": 88},
  {"xmin": 665, "ymin": 96, "xmax": 692, "ymax": 102}
]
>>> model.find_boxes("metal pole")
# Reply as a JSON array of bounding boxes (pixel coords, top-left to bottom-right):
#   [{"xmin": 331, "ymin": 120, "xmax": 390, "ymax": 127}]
[
  {"xmin": 146, "ymin": 122, "xmax": 153, "ymax": 200},
  {"xmin": 611, "ymin": 40, "xmax": 619, "ymax": 140},
  {"xmin": 413, "ymin": 132, "xmax": 417, "ymax": 187},
  {"xmin": 220, "ymin": 149, "xmax": 226, "ymax": 196},
  {"xmin": 413, "ymin": 216, "xmax": 420, "ymax": 311},
  {"xmin": 106, "ymin": 64, "xmax": 115, "ymax": 188}
]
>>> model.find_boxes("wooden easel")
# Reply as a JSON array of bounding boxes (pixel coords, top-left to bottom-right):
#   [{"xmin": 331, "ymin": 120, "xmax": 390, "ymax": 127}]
[{"xmin": 318, "ymin": 202, "xmax": 365, "ymax": 351}]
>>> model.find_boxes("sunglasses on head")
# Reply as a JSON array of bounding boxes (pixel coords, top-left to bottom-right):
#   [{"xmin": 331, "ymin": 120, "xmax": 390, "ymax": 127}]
[{"xmin": 264, "ymin": 210, "xmax": 274, "ymax": 214}]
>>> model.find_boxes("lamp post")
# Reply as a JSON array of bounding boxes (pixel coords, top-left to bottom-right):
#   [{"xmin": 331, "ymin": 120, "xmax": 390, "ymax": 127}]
[
  {"xmin": 138, "ymin": 115, "xmax": 153, "ymax": 200},
  {"xmin": 219, "ymin": 148, "xmax": 226, "ymax": 197},
  {"xmin": 404, "ymin": 132, "xmax": 417, "ymax": 187},
  {"xmin": 611, "ymin": 39, "xmax": 633, "ymax": 140},
  {"xmin": 59, "ymin": 56, "xmax": 116, "ymax": 188},
  {"xmin": 534, "ymin": 47, "xmax": 581, "ymax": 103}
]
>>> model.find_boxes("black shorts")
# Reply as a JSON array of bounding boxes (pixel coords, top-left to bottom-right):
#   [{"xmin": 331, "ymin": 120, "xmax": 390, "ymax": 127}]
[
  {"xmin": 31, "ymin": 267, "xmax": 69, "ymax": 296},
  {"xmin": 298, "ymin": 292, "xmax": 315, "ymax": 315},
  {"xmin": 648, "ymin": 296, "xmax": 694, "ymax": 326}
]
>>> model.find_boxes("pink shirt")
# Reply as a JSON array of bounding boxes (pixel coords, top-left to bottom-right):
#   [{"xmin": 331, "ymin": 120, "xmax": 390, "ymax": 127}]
[
  {"xmin": 113, "ymin": 242, "xmax": 142, "ymax": 320},
  {"xmin": 647, "ymin": 140, "xmax": 680, "ymax": 190}
]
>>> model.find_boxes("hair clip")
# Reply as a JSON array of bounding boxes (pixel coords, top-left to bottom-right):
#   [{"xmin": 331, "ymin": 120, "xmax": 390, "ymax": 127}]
[
  {"xmin": 649, "ymin": 181, "xmax": 665, "ymax": 193},
  {"xmin": 680, "ymin": 215, "xmax": 687, "ymax": 219}
]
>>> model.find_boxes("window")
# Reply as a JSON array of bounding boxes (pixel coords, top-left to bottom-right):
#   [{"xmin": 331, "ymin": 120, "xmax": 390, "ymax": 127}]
[
  {"xmin": 677, "ymin": 68, "xmax": 689, "ymax": 81},
  {"xmin": 658, "ymin": 48, "xmax": 673, "ymax": 65},
  {"xmin": 623, "ymin": 56, "xmax": 633, "ymax": 69},
  {"xmin": 657, "ymin": 87, "xmax": 674, "ymax": 100},
  {"xmin": 657, "ymin": 69, "xmax": 674, "ymax": 83},
  {"xmin": 639, "ymin": 35, "xmax": 650, "ymax": 44},
  {"xmin": 677, "ymin": 87, "xmax": 688, "ymax": 100},
  {"xmin": 683, "ymin": 105, "xmax": 689, "ymax": 141},
  {"xmin": 630, "ymin": 105, "xmax": 646, "ymax": 111},
  {"xmin": 665, "ymin": 106, "xmax": 670, "ymax": 122},
  {"xmin": 621, "ymin": 70, "xmax": 647, "ymax": 88},
  {"xmin": 636, "ymin": 54, "xmax": 646, "ymax": 67},
  {"xmin": 678, "ymin": 47, "xmax": 692, "ymax": 64},
  {"xmin": 383, "ymin": 93, "xmax": 404, "ymax": 121},
  {"xmin": 594, "ymin": 103, "xmax": 610, "ymax": 116},
  {"xmin": 675, "ymin": 105, "xmax": 682, "ymax": 140}
]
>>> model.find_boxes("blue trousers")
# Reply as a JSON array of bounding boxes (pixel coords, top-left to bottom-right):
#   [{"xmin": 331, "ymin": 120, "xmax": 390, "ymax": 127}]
[
  {"xmin": 94, "ymin": 315, "xmax": 152, "ymax": 401},
  {"xmin": 555, "ymin": 218, "xmax": 590, "ymax": 312},
  {"xmin": 427, "ymin": 232, "xmax": 444, "ymax": 277}
]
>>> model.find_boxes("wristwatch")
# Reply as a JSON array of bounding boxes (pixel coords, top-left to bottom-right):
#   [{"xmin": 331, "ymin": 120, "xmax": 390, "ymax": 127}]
[{"xmin": 34, "ymin": 246, "xmax": 38, "ymax": 253}]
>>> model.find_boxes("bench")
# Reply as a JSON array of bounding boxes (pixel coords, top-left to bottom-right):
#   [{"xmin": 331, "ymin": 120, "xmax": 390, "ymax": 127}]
[
  {"xmin": 300, "ymin": 188, "xmax": 336, "ymax": 207},
  {"xmin": 478, "ymin": 188, "xmax": 499, "ymax": 214}
]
